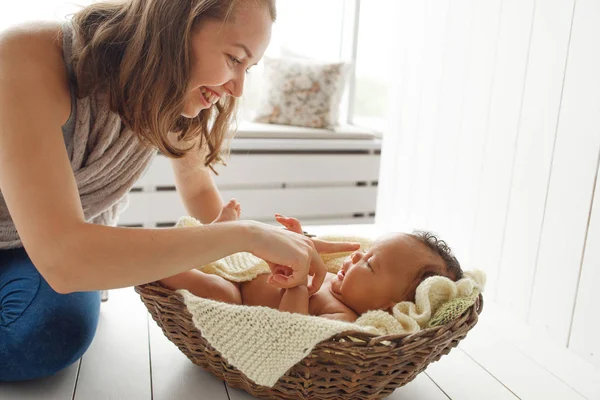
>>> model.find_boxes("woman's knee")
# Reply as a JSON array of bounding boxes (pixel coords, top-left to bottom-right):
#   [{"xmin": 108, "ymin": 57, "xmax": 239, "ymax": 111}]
[
  {"xmin": 0, "ymin": 254, "xmax": 101, "ymax": 381},
  {"xmin": 1, "ymin": 289, "xmax": 100, "ymax": 381}
]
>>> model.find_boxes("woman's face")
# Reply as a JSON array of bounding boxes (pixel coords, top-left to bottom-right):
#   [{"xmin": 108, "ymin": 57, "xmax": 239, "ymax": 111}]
[{"xmin": 182, "ymin": 3, "xmax": 273, "ymax": 118}]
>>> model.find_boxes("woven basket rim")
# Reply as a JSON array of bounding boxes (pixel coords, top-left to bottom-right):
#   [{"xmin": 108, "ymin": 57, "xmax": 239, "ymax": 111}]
[
  {"xmin": 134, "ymin": 280, "xmax": 483, "ymax": 399},
  {"xmin": 134, "ymin": 281, "xmax": 483, "ymax": 344}
]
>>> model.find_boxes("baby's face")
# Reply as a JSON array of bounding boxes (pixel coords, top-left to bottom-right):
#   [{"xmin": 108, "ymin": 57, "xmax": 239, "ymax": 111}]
[{"xmin": 329, "ymin": 233, "xmax": 446, "ymax": 315}]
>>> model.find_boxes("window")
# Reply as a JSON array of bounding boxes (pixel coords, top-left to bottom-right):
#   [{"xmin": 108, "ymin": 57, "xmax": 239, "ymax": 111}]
[
  {"xmin": 351, "ymin": 0, "xmax": 398, "ymax": 131},
  {"xmin": 239, "ymin": 0, "xmax": 348, "ymax": 121},
  {"xmin": 243, "ymin": 0, "xmax": 397, "ymax": 131}
]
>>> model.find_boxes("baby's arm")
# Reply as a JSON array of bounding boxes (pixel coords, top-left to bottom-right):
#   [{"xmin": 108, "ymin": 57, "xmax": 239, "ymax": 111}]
[
  {"xmin": 160, "ymin": 269, "xmax": 241, "ymax": 304},
  {"xmin": 278, "ymin": 284, "xmax": 309, "ymax": 315},
  {"xmin": 158, "ymin": 199, "xmax": 240, "ymax": 293}
]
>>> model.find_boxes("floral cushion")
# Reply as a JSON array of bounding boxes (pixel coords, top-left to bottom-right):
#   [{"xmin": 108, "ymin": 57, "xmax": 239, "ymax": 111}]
[{"xmin": 253, "ymin": 57, "xmax": 350, "ymax": 129}]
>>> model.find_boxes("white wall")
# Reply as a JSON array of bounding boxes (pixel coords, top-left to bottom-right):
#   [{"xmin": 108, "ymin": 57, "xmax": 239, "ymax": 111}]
[{"xmin": 377, "ymin": 0, "xmax": 600, "ymax": 367}]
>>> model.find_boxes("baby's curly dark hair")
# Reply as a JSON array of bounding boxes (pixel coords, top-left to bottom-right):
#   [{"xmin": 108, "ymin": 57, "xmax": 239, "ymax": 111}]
[{"xmin": 411, "ymin": 231, "xmax": 463, "ymax": 281}]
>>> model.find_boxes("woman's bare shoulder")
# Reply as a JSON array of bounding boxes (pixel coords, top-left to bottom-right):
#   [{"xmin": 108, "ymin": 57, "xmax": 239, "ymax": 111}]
[{"xmin": 0, "ymin": 21, "xmax": 71, "ymax": 125}]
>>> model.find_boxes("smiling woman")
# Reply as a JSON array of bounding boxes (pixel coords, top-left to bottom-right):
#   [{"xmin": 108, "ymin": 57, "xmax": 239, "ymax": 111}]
[
  {"xmin": 70, "ymin": 0, "xmax": 274, "ymax": 162},
  {"xmin": 183, "ymin": 1, "xmax": 273, "ymax": 120},
  {"xmin": 0, "ymin": 0, "xmax": 359, "ymax": 383}
]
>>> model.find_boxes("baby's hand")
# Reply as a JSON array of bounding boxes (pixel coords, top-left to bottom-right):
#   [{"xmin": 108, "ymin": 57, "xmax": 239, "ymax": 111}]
[
  {"xmin": 267, "ymin": 263, "xmax": 308, "ymax": 288},
  {"xmin": 275, "ymin": 214, "xmax": 304, "ymax": 234}
]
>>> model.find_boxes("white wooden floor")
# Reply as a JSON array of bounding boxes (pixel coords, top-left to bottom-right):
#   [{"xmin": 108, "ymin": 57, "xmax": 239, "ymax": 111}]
[{"xmin": 1, "ymin": 286, "xmax": 599, "ymax": 400}]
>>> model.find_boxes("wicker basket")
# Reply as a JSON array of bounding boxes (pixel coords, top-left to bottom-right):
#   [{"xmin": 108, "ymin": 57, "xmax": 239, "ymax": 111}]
[{"xmin": 135, "ymin": 282, "xmax": 483, "ymax": 400}]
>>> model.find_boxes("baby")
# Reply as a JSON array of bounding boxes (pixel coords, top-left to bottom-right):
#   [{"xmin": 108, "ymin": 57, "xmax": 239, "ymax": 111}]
[{"xmin": 160, "ymin": 200, "xmax": 463, "ymax": 322}]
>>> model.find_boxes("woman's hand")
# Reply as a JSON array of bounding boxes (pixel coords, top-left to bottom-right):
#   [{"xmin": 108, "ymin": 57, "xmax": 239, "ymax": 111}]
[
  {"xmin": 244, "ymin": 220, "xmax": 324, "ymax": 295},
  {"xmin": 245, "ymin": 217, "xmax": 360, "ymax": 295}
]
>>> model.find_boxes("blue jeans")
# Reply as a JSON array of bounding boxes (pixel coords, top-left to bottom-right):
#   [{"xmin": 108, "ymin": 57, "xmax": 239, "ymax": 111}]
[{"xmin": 0, "ymin": 247, "xmax": 100, "ymax": 381}]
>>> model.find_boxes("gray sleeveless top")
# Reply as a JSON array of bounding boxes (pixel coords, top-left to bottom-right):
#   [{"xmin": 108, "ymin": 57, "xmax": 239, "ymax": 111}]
[{"xmin": 0, "ymin": 22, "xmax": 157, "ymax": 249}]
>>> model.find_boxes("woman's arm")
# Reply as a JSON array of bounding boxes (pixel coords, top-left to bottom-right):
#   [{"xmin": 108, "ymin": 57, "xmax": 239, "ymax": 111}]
[
  {"xmin": 0, "ymin": 28, "xmax": 246, "ymax": 293},
  {"xmin": 0, "ymin": 27, "xmax": 359, "ymax": 295},
  {"xmin": 170, "ymin": 143, "xmax": 223, "ymax": 224}
]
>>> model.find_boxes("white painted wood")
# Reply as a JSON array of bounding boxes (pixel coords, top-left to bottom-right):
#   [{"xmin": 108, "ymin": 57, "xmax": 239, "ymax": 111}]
[
  {"xmin": 495, "ymin": 0, "xmax": 575, "ymax": 318},
  {"xmin": 425, "ymin": 347, "xmax": 518, "ymax": 400},
  {"xmin": 289, "ymin": 217, "xmax": 375, "ymax": 227},
  {"xmin": 235, "ymin": 121, "xmax": 381, "ymax": 139},
  {"xmin": 375, "ymin": 1, "xmax": 411, "ymax": 231},
  {"xmin": 479, "ymin": 300, "xmax": 600, "ymax": 400},
  {"xmin": 470, "ymin": 0, "xmax": 536, "ymax": 296},
  {"xmin": 148, "ymin": 315, "xmax": 228, "ymax": 400},
  {"xmin": 569, "ymin": 160, "xmax": 600, "ymax": 366},
  {"xmin": 426, "ymin": 0, "xmax": 474, "ymax": 246},
  {"xmin": 229, "ymin": 138, "xmax": 382, "ymax": 152},
  {"xmin": 404, "ymin": 0, "xmax": 450, "ymax": 232},
  {"xmin": 145, "ymin": 187, "xmax": 377, "ymax": 224},
  {"xmin": 447, "ymin": 0, "xmax": 502, "ymax": 267},
  {"xmin": 136, "ymin": 156, "xmax": 173, "ymax": 189},
  {"xmin": 0, "ymin": 362, "xmax": 78, "ymax": 400},
  {"xmin": 137, "ymin": 141, "xmax": 381, "ymax": 190},
  {"xmin": 129, "ymin": 136, "xmax": 381, "ymax": 228},
  {"xmin": 301, "ymin": 222, "xmax": 383, "ymax": 239},
  {"xmin": 460, "ymin": 324, "xmax": 585, "ymax": 400},
  {"xmin": 119, "ymin": 192, "xmax": 150, "ymax": 226},
  {"xmin": 74, "ymin": 288, "xmax": 151, "ymax": 400},
  {"xmin": 529, "ymin": 0, "xmax": 600, "ymax": 345},
  {"xmin": 214, "ymin": 154, "xmax": 380, "ymax": 187},
  {"xmin": 387, "ymin": 0, "xmax": 426, "ymax": 230}
]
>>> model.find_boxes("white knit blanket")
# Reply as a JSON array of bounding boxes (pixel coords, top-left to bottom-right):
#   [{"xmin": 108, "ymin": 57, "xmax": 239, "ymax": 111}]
[{"xmin": 176, "ymin": 217, "xmax": 486, "ymax": 387}]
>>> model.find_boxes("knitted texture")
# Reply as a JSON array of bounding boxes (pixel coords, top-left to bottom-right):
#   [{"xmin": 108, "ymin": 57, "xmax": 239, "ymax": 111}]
[
  {"xmin": 0, "ymin": 21, "xmax": 156, "ymax": 249},
  {"xmin": 176, "ymin": 217, "xmax": 487, "ymax": 387},
  {"xmin": 427, "ymin": 289, "xmax": 481, "ymax": 328}
]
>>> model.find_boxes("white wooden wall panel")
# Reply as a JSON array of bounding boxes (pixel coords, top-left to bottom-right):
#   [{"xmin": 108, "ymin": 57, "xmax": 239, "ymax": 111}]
[
  {"xmin": 124, "ymin": 137, "xmax": 381, "ymax": 228},
  {"xmin": 529, "ymin": 0, "xmax": 600, "ymax": 344},
  {"xmin": 214, "ymin": 154, "xmax": 380, "ymax": 186},
  {"xmin": 447, "ymin": 0, "xmax": 502, "ymax": 267},
  {"xmin": 128, "ymin": 187, "xmax": 377, "ymax": 225},
  {"xmin": 494, "ymin": 0, "xmax": 575, "ymax": 320},
  {"xmin": 387, "ymin": 0, "xmax": 426, "ymax": 230},
  {"xmin": 135, "ymin": 156, "xmax": 172, "ymax": 189},
  {"xmin": 119, "ymin": 192, "xmax": 150, "ymax": 226},
  {"xmin": 426, "ymin": 0, "xmax": 474, "ymax": 247},
  {"xmin": 470, "ymin": 0, "xmax": 536, "ymax": 297},
  {"xmin": 404, "ymin": 0, "xmax": 450, "ymax": 231},
  {"xmin": 570, "ymin": 160, "xmax": 600, "ymax": 367},
  {"xmin": 379, "ymin": 0, "xmax": 600, "ymax": 370},
  {"xmin": 377, "ymin": 0, "xmax": 421, "ymax": 232},
  {"xmin": 138, "ymin": 154, "xmax": 380, "ymax": 189}
]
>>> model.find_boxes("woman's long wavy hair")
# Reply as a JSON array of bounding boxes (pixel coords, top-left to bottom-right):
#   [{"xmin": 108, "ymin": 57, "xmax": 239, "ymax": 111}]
[{"xmin": 69, "ymin": 0, "xmax": 276, "ymax": 167}]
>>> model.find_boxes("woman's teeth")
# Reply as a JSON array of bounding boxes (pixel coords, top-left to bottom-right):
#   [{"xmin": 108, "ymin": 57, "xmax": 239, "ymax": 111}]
[{"xmin": 200, "ymin": 87, "xmax": 219, "ymax": 105}]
